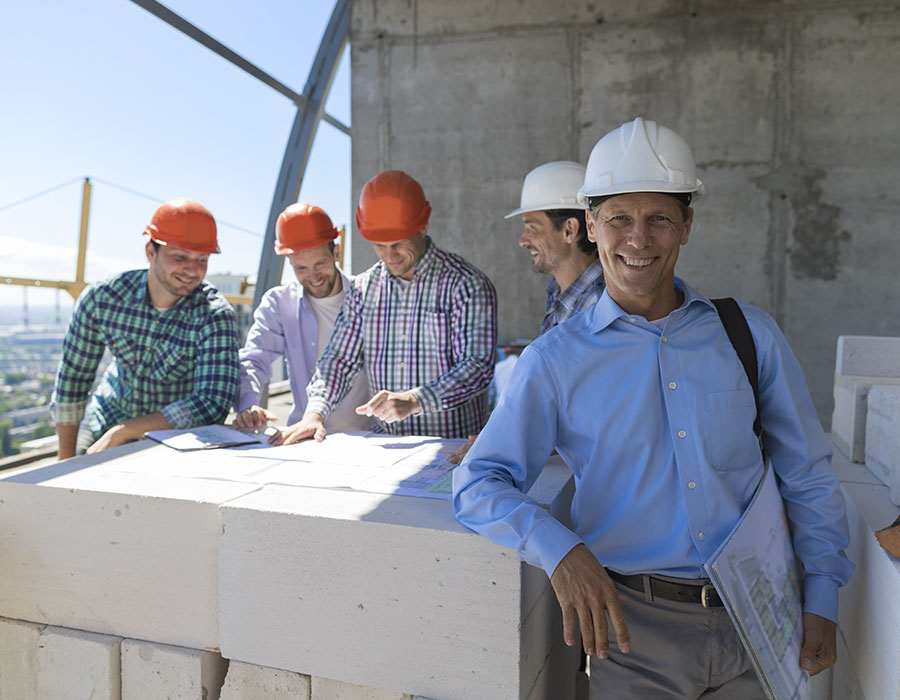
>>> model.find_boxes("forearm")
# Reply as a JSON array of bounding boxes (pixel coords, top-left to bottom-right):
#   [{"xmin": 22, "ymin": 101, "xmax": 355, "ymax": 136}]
[
  {"xmin": 117, "ymin": 412, "xmax": 172, "ymax": 440},
  {"xmin": 56, "ymin": 423, "xmax": 79, "ymax": 460},
  {"xmin": 416, "ymin": 357, "xmax": 494, "ymax": 413}
]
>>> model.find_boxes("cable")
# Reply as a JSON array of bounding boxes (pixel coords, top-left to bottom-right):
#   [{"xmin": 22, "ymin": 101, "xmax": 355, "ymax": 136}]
[
  {"xmin": 91, "ymin": 177, "xmax": 263, "ymax": 238},
  {"xmin": 0, "ymin": 177, "xmax": 84, "ymax": 214},
  {"xmin": 0, "ymin": 175, "xmax": 263, "ymax": 239}
]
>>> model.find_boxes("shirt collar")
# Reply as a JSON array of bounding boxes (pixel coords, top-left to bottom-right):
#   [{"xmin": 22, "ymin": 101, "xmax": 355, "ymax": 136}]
[{"xmin": 589, "ymin": 276, "xmax": 713, "ymax": 333}]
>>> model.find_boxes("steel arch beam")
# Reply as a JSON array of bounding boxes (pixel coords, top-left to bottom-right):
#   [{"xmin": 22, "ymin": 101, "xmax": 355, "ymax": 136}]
[
  {"xmin": 126, "ymin": 0, "xmax": 351, "ymax": 305},
  {"xmin": 254, "ymin": 0, "xmax": 350, "ymax": 305}
]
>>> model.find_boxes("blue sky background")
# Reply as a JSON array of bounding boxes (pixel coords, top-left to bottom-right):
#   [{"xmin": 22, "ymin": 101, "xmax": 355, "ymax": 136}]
[{"xmin": 0, "ymin": 0, "xmax": 350, "ymax": 313}]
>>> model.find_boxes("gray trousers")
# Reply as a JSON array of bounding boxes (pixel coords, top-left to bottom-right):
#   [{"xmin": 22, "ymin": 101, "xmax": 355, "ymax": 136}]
[{"xmin": 590, "ymin": 579, "xmax": 767, "ymax": 700}]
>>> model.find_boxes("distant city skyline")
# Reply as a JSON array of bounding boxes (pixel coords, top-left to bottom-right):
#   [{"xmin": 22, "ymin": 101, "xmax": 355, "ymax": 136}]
[{"xmin": 0, "ymin": 0, "xmax": 351, "ymax": 309}]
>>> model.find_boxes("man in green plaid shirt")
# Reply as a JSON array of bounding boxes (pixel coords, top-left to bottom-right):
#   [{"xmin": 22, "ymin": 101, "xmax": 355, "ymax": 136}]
[
  {"xmin": 272, "ymin": 170, "xmax": 497, "ymax": 444},
  {"xmin": 51, "ymin": 198, "xmax": 239, "ymax": 459}
]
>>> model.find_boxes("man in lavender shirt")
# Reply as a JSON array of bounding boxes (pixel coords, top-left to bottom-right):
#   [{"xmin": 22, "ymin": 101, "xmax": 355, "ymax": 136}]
[{"xmin": 234, "ymin": 203, "xmax": 371, "ymax": 433}]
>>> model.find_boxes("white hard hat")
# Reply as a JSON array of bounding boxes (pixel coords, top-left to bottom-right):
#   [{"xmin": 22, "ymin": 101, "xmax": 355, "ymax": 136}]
[
  {"xmin": 578, "ymin": 117, "xmax": 704, "ymax": 205},
  {"xmin": 505, "ymin": 161, "xmax": 588, "ymax": 219}
]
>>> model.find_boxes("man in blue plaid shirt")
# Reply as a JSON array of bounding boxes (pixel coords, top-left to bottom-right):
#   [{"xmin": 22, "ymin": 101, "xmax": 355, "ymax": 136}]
[
  {"xmin": 51, "ymin": 198, "xmax": 239, "ymax": 459},
  {"xmin": 448, "ymin": 161, "xmax": 605, "ymax": 464},
  {"xmin": 507, "ymin": 160, "xmax": 604, "ymax": 334}
]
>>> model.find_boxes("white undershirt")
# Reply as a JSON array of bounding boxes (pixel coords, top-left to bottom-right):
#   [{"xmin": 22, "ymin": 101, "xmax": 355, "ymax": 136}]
[{"xmin": 306, "ymin": 288, "xmax": 372, "ymax": 432}]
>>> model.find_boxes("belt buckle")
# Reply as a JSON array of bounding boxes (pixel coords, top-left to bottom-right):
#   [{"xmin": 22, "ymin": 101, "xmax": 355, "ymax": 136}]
[{"xmin": 701, "ymin": 583, "xmax": 716, "ymax": 608}]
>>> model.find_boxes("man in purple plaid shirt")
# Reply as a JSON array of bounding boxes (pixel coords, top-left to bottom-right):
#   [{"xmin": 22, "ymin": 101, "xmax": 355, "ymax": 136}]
[{"xmin": 269, "ymin": 170, "xmax": 497, "ymax": 444}]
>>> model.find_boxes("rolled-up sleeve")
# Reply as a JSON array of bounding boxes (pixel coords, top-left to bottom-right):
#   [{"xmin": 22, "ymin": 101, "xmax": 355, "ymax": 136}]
[
  {"xmin": 51, "ymin": 286, "xmax": 105, "ymax": 425},
  {"xmin": 236, "ymin": 288, "xmax": 285, "ymax": 412}
]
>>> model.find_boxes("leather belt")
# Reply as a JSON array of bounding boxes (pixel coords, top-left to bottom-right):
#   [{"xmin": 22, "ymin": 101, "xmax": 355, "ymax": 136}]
[{"xmin": 606, "ymin": 569, "xmax": 724, "ymax": 608}]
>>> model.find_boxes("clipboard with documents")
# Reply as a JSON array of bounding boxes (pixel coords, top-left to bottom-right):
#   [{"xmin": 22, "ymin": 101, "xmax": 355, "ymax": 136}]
[
  {"xmin": 704, "ymin": 463, "xmax": 808, "ymax": 700},
  {"xmin": 145, "ymin": 424, "xmax": 271, "ymax": 451}
]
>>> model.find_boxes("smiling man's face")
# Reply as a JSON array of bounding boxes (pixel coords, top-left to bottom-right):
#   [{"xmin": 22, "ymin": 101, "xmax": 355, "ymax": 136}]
[{"xmin": 587, "ymin": 192, "xmax": 692, "ymax": 319}]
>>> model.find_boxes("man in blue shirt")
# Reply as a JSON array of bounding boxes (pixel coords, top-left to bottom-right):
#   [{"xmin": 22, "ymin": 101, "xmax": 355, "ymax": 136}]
[{"xmin": 453, "ymin": 117, "xmax": 852, "ymax": 699}]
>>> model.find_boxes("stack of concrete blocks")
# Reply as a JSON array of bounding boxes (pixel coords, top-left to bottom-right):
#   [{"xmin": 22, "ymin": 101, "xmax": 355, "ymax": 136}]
[
  {"xmin": 825, "ymin": 334, "xmax": 900, "ymax": 700},
  {"xmin": 864, "ymin": 385, "xmax": 900, "ymax": 506},
  {"xmin": 0, "ymin": 440, "xmax": 577, "ymax": 699},
  {"xmin": 831, "ymin": 335, "xmax": 900, "ymax": 463}
]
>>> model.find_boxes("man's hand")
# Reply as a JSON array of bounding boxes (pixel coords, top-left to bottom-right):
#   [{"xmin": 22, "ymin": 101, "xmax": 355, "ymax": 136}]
[
  {"xmin": 800, "ymin": 612, "xmax": 837, "ymax": 675},
  {"xmin": 447, "ymin": 434, "xmax": 478, "ymax": 465},
  {"xmin": 234, "ymin": 405, "xmax": 277, "ymax": 431},
  {"xmin": 355, "ymin": 390, "xmax": 421, "ymax": 423},
  {"xmin": 86, "ymin": 424, "xmax": 135, "ymax": 454},
  {"xmin": 550, "ymin": 544, "xmax": 631, "ymax": 659},
  {"xmin": 269, "ymin": 412, "xmax": 326, "ymax": 445}
]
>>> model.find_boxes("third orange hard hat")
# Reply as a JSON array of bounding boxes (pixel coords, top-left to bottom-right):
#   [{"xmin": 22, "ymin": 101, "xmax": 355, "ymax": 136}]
[
  {"xmin": 143, "ymin": 198, "xmax": 220, "ymax": 254},
  {"xmin": 275, "ymin": 203, "xmax": 339, "ymax": 255},
  {"xmin": 355, "ymin": 170, "xmax": 431, "ymax": 243}
]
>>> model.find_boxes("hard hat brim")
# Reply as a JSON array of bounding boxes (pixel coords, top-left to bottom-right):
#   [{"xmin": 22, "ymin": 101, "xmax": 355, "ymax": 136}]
[
  {"xmin": 504, "ymin": 202, "xmax": 588, "ymax": 219},
  {"xmin": 143, "ymin": 229, "xmax": 220, "ymax": 254}
]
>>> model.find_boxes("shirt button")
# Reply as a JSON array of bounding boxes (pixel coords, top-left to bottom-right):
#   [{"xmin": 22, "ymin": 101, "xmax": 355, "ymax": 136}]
[
  {"xmin": 688, "ymin": 480, "xmax": 696, "ymax": 489},
  {"xmin": 629, "ymin": 317, "xmax": 637, "ymax": 323},
  {"xmin": 661, "ymin": 336, "xmax": 668, "ymax": 343},
  {"xmin": 698, "ymin": 532, "xmax": 705, "ymax": 541},
  {"xmin": 677, "ymin": 430, "xmax": 687, "ymax": 438},
  {"xmin": 399, "ymin": 362, "xmax": 405, "ymax": 368},
  {"xmin": 668, "ymin": 381, "xmax": 677, "ymax": 390}
]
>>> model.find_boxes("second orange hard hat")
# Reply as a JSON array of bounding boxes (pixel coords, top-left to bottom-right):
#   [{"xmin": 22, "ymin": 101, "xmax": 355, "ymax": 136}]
[
  {"xmin": 356, "ymin": 170, "xmax": 431, "ymax": 243},
  {"xmin": 275, "ymin": 203, "xmax": 339, "ymax": 255},
  {"xmin": 143, "ymin": 198, "xmax": 220, "ymax": 254}
]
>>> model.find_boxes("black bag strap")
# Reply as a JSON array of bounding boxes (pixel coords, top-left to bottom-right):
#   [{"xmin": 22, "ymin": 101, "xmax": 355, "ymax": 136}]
[{"xmin": 711, "ymin": 298, "xmax": 765, "ymax": 456}]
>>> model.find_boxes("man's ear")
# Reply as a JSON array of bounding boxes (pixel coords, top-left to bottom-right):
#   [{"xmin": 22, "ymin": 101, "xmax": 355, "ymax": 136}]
[
  {"xmin": 563, "ymin": 216, "xmax": 579, "ymax": 244},
  {"xmin": 145, "ymin": 240, "xmax": 156, "ymax": 262}
]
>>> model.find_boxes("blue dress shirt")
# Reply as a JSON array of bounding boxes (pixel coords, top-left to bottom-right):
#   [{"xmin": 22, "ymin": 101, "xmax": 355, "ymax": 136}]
[{"xmin": 453, "ymin": 278, "xmax": 853, "ymax": 622}]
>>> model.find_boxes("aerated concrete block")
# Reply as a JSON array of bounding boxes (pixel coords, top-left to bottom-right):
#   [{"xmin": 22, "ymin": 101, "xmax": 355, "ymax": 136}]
[
  {"xmin": 831, "ymin": 374, "xmax": 900, "ymax": 462},
  {"xmin": 865, "ymin": 385, "xmax": 900, "ymax": 506},
  {"xmin": 0, "ymin": 617, "xmax": 43, "ymax": 700},
  {"xmin": 36, "ymin": 626, "xmax": 122, "ymax": 700},
  {"xmin": 831, "ymin": 336, "xmax": 900, "ymax": 462},
  {"xmin": 834, "ymin": 335, "xmax": 900, "ymax": 378},
  {"xmin": 0, "ymin": 446, "xmax": 259, "ymax": 649},
  {"xmin": 219, "ymin": 460, "xmax": 576, "ymax": 700},
  {"xmin": 311, "ymin": 676, "xmax": 413, "ymax": 700},
  {"xmin": 121, "ymin": 639, "xmax": 227, "ymax": 700},
  {"xmin": 837, "ymin": 479, "xmax": 900, "ymax": 700},
  {"xmin": 220, "ymin": 660, "xmax": 310, "ymax": 700}
]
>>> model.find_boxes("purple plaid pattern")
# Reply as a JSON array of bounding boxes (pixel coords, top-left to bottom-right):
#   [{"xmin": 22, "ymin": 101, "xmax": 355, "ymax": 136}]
[{"xmin": 306, "ymin": 238, "xmax": 497, "ymax": 438}]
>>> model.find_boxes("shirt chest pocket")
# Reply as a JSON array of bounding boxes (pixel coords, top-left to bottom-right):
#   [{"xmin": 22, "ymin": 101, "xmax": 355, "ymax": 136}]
[
  {"xmin": 109, "ymin": 336, "xmax": 192, "ymax": 382},
  {"xmin": 697, "ymin": 389, "xmax": 763, "ymax": 471},
  {"xmin": 423, "ymin": 310, "xmax": 452, "ymax": 374}
]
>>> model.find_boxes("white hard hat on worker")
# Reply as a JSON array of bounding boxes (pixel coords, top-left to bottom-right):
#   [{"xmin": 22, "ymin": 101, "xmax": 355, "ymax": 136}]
[
  {"xmin": 578, "ymin": 116, "xmax": 704, "ymax": 206},
  {"xmin": 582, "ymin": 117, "xmax": 701, "ymax": 322}
]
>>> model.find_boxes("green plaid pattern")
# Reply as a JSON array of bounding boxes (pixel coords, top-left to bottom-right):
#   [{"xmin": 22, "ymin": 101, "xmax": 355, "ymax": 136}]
[
  {"xmin": 306, "ymin": 238, "xmax": 497, "ymax": 438},
  {"xmin": 51, "ymin": 269, "xmax": 239, "ymax": 441}
]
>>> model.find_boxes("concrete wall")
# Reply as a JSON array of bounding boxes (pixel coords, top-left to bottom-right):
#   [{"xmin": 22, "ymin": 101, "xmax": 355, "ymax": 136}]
[{"xmin": 348, "ymin": 0, "xmax": 900, "ymax": 424}]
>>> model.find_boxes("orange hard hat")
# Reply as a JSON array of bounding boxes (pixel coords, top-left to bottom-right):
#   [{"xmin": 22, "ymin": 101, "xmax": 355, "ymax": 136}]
[
  {"xmin": 143, "ymin": 198, "xmax": 220, "ymax": 254},
  {"xmin": 355, "ymin": 170, "xmax": 431, "ymax": 243},
  {"xmin": 275, "ymin": 203, "xmax": 339, "ymax": 255}
]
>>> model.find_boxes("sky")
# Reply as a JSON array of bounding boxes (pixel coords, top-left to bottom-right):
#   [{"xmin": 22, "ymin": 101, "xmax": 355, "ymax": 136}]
[{"xmin": 0, "ymin": 0, "xmax": 351, "ymax": 314}]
